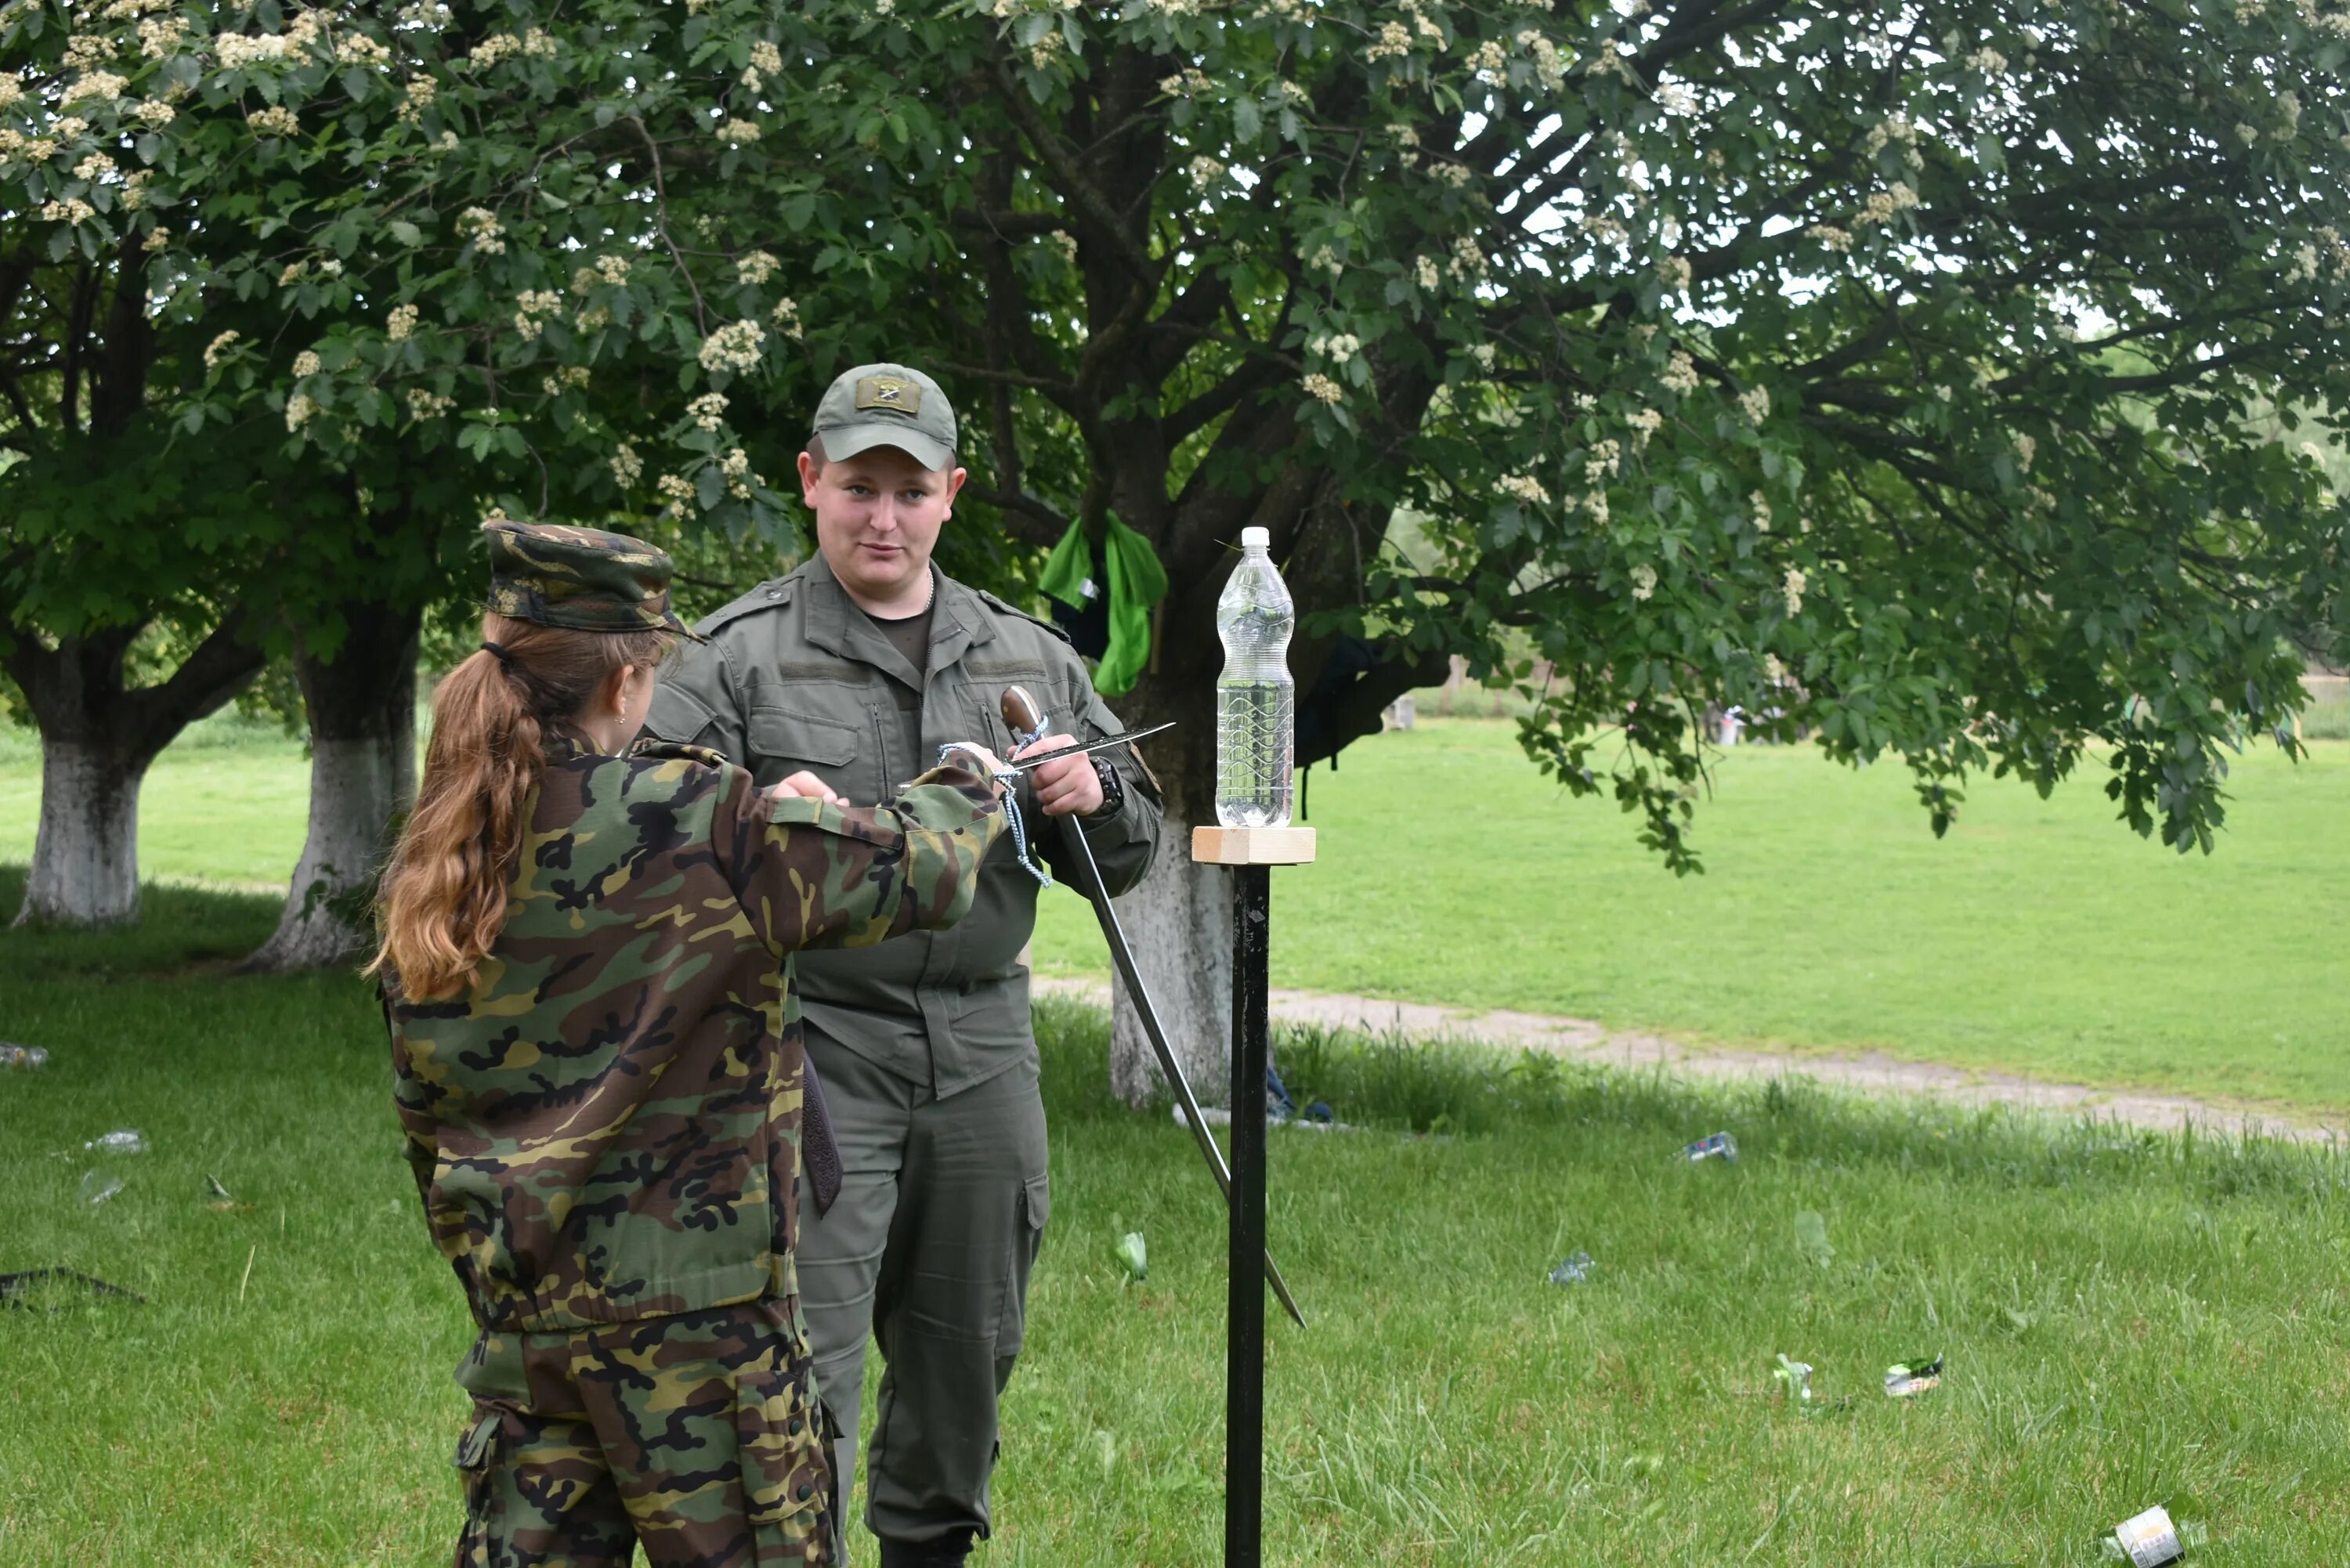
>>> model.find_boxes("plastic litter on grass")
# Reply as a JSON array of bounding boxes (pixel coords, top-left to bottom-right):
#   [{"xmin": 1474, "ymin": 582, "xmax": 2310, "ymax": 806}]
[
  {"xmin": 1679, "ymin": 1131, "xmax": 1737, "ymax": 1165},
  {"xmin": 1546, "ymin": 1251, "xmax": 1595, "ymax": 1286}
]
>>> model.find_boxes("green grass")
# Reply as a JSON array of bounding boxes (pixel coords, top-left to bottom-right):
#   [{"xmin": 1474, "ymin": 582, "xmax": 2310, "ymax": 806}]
[
  {"xmin": 1035, "ymin": 722, "xmax": 2350, "ymax": 1115},
  {"xmin": 5, "ymin": 874, "xmax": 2350, "ymax": 1563},
  {"xmin": 0, "ymin": 714, "xmax": 308, "ymax": 889},
  {"xmin": 9, "ymin": 715, "xmax": 2350, "ymax": 1112}
]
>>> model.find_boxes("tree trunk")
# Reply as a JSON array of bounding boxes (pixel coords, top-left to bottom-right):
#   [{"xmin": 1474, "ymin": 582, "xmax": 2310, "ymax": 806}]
[
  {"xmin": 242, "ymin": 605, "xmax": 420, "ymax": 972},
  {"xmin": 17, "ymin": 739, "xmax": 143, "ymax": 926},
  {"xmin": 1108, "ymin": 797, "xmax": 1235, "ymax": 1106},
  {"xmin": 5, "ymin": 615, "xmax": 263, "ymax": 928}
]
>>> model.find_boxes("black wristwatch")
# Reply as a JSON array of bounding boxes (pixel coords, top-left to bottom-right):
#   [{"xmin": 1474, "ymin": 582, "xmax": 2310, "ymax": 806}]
[{"xmin": 1085, "ymin": 756, "xmax": 1125, "ymax": 818}]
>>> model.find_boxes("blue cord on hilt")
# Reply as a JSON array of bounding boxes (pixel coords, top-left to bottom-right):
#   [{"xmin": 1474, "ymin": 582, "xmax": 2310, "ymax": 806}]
[{"xmin": 940, "ymin": 714, "xmax": 1054, "ymax": 888}]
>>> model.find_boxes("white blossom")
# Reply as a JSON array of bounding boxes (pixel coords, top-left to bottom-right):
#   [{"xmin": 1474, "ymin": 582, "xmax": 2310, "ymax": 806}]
[
  {"xmin": 717, "ymin": 118, "xmax": 762, "ymax": 146},
  {"xmin": 1496, "ymin": 473, "xmax": 1549, "ymax": 505},
  {"xmin": 1629, "ymin": 564, "xmax": 1658, "ymax": 601},
  {"xmin": 1782, "ymin": 567, "xmax": 1806, "ymax": 616},
  {"xmin": 387, "ymin": 303, "xmax": 419, "ymax": 341},
  {"xmin": 611, "ymin": 443, "xmax": 643, "ymax": 489},
  {"xmin": 60, "ymin": 69, "xmax": 128, "ymax": 106},
  {"xmin": 204, "ymin": 331, "xmax": 241, "ymax": 370},
  {"xmin": 284, "ymin": 392, "xmax": 319, "ymax": 432},
  {"xmin": 292, "ymin": 350, "xmax": 323, "ymax": 377},
  {"xmin": 1739, "ymin": 385, "xmax": 1771, "ymax": 424},
  {"xmin": 699, "ymin": 318, "xmax": 768, "ymax": 374},
  {"xmin": 736, "ymin": 251, "xmax": 779, "ymax": 285},
  {"xmin": 406, "ymin": 388, "xmax": 456, "ymax": 420},
  {"xmin": 1661, "ymin": 351, "xmax": 1701, "ymax": 395},
  {"xmin": 1301, "ymin": 373, "xmax": 1345, "ymax": 404},
  {"xmin": 457, "ymin": 207, "xmax": 506, "ymax": 255},
  {"xmin": 688, "ymin": 392, "xmax": 731, "ymax": 432}
]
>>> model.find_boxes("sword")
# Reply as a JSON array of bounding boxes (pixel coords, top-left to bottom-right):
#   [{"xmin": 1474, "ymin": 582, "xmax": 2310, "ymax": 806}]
[
  {"xmin": 1000, "ymin": 686, "xmax": 1307, "ymax": 1331},
  {"xmin": 980, "ymin": 722, "xmax": 1175, "ymax": 776}
]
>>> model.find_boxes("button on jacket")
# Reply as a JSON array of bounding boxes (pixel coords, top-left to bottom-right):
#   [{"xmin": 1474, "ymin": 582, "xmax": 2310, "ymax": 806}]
[{"xmin": 644, "ymin": 554, "xmax": 1164, "ymax": 1097}]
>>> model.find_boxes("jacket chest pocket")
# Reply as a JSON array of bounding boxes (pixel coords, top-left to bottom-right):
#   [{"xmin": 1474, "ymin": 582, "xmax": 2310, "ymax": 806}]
[
  {"xmin": 747, "ymin": 707, "xmax": 878, "ymax": 807},
  {"xmin": 964, "ymin": 670, "xmax": 1060, "ymax": 753}
]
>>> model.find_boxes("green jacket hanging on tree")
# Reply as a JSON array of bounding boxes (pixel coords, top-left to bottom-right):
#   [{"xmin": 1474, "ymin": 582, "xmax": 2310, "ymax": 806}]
[{"xmin": 1039, "ymin": 514, "xmax": 1168, "ymax": 698}]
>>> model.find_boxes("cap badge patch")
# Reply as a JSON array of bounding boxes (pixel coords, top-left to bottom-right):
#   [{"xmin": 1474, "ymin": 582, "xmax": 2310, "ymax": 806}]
[{"xmin": 855, "ymin": 375, "xmax": 921, "ymax": 414}]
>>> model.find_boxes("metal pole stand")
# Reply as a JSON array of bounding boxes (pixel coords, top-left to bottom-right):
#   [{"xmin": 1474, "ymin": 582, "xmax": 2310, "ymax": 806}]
[{"xmin": 1191, "ymin": 822, "xmax": 1318, "ymax": 1568}]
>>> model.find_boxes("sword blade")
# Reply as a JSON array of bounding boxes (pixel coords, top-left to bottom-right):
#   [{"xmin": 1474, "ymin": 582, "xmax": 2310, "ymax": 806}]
[
  {"xmin": 1055, "ymin": 817, "xmax": 1307, "ymax": 1331},
  {"xmin": 1000, "ymin": 721, "xmax": 1176, "ymax": 775}
]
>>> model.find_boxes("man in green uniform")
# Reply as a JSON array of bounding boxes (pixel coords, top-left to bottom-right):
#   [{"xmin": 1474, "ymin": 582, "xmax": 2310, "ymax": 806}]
[{"xmin": 644, "ymin": 364, "xmax": 1164, "ymax": 1566}]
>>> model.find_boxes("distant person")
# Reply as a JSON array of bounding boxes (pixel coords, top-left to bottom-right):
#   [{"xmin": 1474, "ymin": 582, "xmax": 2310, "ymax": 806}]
[
  {"xmin": 372, "ymin": 520, "xmax": 1007, "ymax": 1568},
  {"xmin": 645, "ymin": 363, "xmax": 1163, "ymax": 1566}
]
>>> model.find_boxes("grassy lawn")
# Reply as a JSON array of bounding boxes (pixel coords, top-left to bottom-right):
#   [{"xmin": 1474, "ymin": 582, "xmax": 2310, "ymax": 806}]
[
  {"xmin": 5, "ymin": 874, "xmax": 2349, "ymax": 1563},
  {"xmin": 5, "ymin": 715, "xmax": 2346, "ymax": 1112}
]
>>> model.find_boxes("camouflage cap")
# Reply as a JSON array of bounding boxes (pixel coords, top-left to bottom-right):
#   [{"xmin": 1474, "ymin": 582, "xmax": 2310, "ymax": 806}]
[
  {"xmin": 810, "ymin": 363, "xmax": 957, "ymax": 472},
  {"xmin": 481, "ymin": 520, "xmax": 704, "ymax": 641}
]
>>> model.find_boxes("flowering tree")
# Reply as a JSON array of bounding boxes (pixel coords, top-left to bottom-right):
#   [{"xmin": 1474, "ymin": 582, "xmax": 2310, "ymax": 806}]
[
  {"xmin": 693, "ymin": 0, "xmax": 2345, "ymax": 1100},
  {"xmin": 1, "ymin": 0, "xmax": 831, "ymax": 937},
  {"xmin": 0, "ymin": 222, "xmax": 277, "ymax": 925},
  {"xmin": 6, "ymin": 0, "xmax": 2346, "ymax": 1097}
]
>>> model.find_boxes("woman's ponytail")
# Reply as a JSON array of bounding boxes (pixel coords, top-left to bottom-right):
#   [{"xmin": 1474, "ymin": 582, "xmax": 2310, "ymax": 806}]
[{"xmin": 370, "ymin": 612, "xmax": 671, "ymax": 1000}]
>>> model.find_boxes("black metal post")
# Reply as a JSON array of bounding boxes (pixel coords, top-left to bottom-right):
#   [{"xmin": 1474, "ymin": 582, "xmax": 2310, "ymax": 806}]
[{"xmin": 1226, "ymin": 863, "xmax": 1271, "ymax": 1568}]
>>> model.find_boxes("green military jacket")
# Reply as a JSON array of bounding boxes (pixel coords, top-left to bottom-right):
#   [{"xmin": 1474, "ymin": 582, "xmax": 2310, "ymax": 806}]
[
  {"xmin": 644, "ymin": 554, "xmax": 1164, "ymax": 1097},
  {"xmin": 385, "ymin": 736, "xmax": 1003, "ymax": 1332}
]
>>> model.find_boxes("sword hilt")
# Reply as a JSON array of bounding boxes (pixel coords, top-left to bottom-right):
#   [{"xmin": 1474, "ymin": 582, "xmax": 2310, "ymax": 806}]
[{"xmin": 1000, "ymin": 685, "xmax": 1049, "ymax": 749}]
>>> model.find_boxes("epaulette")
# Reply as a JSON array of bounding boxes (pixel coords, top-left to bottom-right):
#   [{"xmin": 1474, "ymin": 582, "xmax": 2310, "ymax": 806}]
[
  {"xmin": 696, "ymin": 576, "xmax": 798, "ymax": 638},
  {"xmin": 976, "ymin": 588, "xmax": 1072, "ymax": 645},
  {"xmin": 631, "ymin": 739, "xmax": 732, "ymax": 771}
]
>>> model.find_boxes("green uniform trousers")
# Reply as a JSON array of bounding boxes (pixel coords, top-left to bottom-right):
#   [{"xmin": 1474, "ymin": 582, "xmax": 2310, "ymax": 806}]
[
  {"xmin": 797, "ymin": 1033, "xmax": 1050, "ymax": 1557},
  {"xmin": 451, "ymin": 1299, "xmax": 834, "ymax": 1567}
]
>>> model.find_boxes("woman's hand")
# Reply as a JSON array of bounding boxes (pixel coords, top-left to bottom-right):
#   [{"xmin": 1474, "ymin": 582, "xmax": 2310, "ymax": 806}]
[{"xmin": 765, "ymin": 771, "xmax": 844, "ymax": 807}]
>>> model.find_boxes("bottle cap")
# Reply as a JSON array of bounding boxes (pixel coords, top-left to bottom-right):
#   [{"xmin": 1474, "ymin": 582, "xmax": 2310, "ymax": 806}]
[{"xmin": 1240, "ymin": 526, "xmax": 1270, "ymax": 549}]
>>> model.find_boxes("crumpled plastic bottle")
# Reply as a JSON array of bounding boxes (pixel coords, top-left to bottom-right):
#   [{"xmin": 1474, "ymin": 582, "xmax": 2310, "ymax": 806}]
[
  {"xmin": 1547, "ymin": 1251, "xmax": 1595, "ymax": 1286},
  {"xmin": 81, "ymin": 1170, "xmax": 125, "ymax": 1206},
  {"xmin": 83, "ymin": 1129, "xmax": 147, "ymax": 1155},
  {"xmin": 1113, "ymin": 1231, "xmax": 1148, "ymax": 1282},
  {"xmin": 1, "ymin": 1042, "xmax": 49, "ymax": 1070},
  {"xmin": 1680, "ymin": 1131, "xmax": 1738, "ymax": 1165}
]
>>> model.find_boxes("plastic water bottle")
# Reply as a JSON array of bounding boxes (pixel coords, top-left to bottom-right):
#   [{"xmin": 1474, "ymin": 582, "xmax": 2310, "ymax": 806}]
[{"xmin": 1214, "ymin": 526, "xmax": 1295, "ymax": 828}]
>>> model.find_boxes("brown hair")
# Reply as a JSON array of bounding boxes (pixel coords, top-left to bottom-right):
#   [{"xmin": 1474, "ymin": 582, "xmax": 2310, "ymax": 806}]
[{"xmin": 370, "ymin": 612, "xmax": 675, "ymax": 1000}]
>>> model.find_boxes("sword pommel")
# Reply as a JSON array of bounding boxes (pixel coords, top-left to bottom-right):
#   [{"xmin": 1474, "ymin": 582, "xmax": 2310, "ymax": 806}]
[{"xmin": 1000, "ymin": 685, "xmax": 1047, "ymax": 740}]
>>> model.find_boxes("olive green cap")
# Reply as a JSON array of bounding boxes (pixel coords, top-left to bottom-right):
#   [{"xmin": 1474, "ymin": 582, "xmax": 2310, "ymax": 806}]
[
  {"xmin": 481, "ymin": 520, "xmax": 703, "ymax": 640},
  {"xmin": 810, "ymin": 363, "xmax": 957, "ymax": 472}
]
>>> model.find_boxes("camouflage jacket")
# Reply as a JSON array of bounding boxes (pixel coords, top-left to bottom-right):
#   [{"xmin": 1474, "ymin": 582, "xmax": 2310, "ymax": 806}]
[
  {"xmin": 645, "ymin": 554, "xmax": 1163, "ymax": 1097},
  {"xmin": 385, "ymin": 737, "xmax": 1003, "ymax": 1333}
]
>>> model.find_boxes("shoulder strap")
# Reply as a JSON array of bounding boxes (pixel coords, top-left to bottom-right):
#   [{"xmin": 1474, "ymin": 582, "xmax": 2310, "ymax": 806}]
[
  {"xmin": 975, "ymin": 587, "xmax": 1073, "ymax": 645},
  {"xmin": 629, "ymin": 739, "xmax": 732, "ymax": 771},
  {"xmin": 696, "ymin": 573, "xmax": 800, "ymax": 638}
]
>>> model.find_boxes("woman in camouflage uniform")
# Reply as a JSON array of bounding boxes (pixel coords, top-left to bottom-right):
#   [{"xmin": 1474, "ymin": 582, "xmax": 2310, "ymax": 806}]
[{"xmin": 374, "ymin": 521, "xmax": 1007, "ymax": 1568}]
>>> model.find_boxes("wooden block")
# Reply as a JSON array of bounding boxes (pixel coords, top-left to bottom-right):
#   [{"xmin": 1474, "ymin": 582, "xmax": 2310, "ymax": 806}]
[{"xmin": 1191, "ymin": 825, "xmax": 1318, "ymax": 866}]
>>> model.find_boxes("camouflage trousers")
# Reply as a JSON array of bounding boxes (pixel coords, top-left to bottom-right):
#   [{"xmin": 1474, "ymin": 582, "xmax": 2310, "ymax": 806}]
[{"xmin": 450, "ymin": 1298, "xmax": 835, "ymax": 1568}]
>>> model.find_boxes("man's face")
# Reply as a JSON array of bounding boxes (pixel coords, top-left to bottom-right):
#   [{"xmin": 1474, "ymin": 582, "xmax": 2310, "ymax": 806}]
[{"xmin": 799, "ymin": 444, "xmax": 967, "ymax": 605}]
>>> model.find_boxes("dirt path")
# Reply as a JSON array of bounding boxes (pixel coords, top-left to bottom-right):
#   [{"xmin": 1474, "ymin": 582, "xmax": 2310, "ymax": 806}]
[{"xmin": 1032, "ymin": 976, "xmax": 2334, "ymax": 1143}]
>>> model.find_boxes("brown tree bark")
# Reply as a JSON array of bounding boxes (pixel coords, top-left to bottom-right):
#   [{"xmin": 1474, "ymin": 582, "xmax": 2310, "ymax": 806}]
[{"xmin": 240, "ymin": 602, "xmax": 421, "ymax": 971}]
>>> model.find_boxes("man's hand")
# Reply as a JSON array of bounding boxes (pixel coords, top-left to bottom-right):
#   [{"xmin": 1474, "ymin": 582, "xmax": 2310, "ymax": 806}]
[
  {"xmin": 1014, "ymin": 732, "xmax": 1105, "ymax": 817},
  {"xmin": 765, "ymin": 770, "xmax": 844, "ymax": 807}
]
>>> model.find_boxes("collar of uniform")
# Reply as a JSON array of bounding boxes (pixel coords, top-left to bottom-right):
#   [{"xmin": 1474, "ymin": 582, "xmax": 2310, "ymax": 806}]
[{"xmin": 801, "ymin": 552, "xmax": 993, "ymax": 681}]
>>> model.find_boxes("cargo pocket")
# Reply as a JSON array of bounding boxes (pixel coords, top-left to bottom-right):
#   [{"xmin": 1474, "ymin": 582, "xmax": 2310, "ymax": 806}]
[
  {"xmin": 452, "ymin": 1407, "xmax": 504, "ymax": 1568},
  {"xmin": 736, "ymin": 1358, "xmax": 833, "ymax": 1566},
  {"xmin": 999, "ymin": 1172, "xmax": 1051, "ymax": 1360}
]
